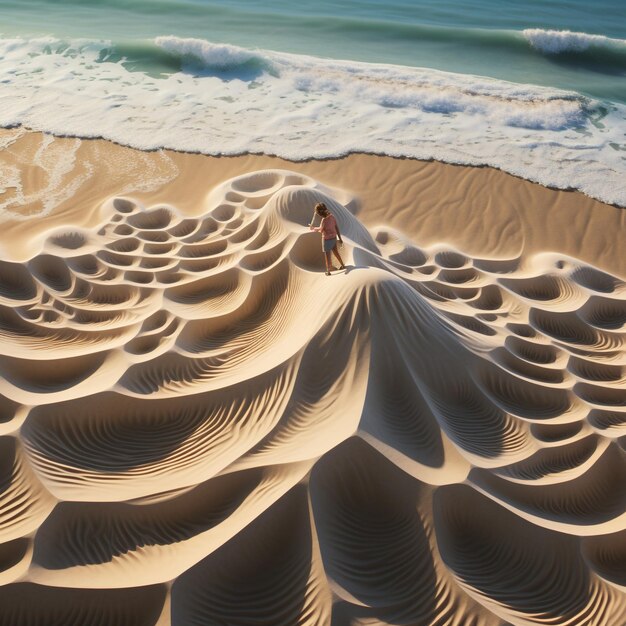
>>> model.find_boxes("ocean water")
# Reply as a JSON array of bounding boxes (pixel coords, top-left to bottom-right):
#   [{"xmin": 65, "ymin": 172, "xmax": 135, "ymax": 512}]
[{"xmin": 0, "ymin": 0, "xmax": 625, "ymax": 204}]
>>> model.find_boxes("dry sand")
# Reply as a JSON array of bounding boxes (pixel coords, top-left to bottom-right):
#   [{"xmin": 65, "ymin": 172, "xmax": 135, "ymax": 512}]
[{"xmin": 0, "ymin": 128, "xmax": 624, "ymax": 625}]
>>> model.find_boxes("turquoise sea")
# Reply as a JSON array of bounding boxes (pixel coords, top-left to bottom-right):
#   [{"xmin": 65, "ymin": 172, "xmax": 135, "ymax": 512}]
[
  {"xmin": 2, "ymin": 0, "xmax": 625, "ymax": 101},
  {"xmin": 0, "ymin": 0, "xmax": 625, "ymax": 203}
]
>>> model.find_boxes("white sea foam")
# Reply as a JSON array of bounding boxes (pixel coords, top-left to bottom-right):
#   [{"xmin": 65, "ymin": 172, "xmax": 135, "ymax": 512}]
[
  {"xmin": 0, "ymin": 131, "xmax": 93, "ymax": 217},
  {"xmin": 0, "ymin": 35, "xmax": 624, "ymax": 206},
  {"xmin": 523, "ymin": 29, "xmax": 626, "ymax": 54}
]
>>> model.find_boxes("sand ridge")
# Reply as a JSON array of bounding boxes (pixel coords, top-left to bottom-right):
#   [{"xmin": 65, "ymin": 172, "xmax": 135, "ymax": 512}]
[
  {"xmin": 1, "ymin": 130, "xmax": 625, "ymax": 277},
  {"xmin": 0, "ymin": 156, "xmax": 624, "ymax": 624}
]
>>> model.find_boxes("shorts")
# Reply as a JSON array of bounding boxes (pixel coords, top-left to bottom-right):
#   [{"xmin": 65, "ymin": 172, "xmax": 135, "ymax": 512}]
[{"xmin": 323, "ymin": 237, "xmax": 337, "ymax": 253}]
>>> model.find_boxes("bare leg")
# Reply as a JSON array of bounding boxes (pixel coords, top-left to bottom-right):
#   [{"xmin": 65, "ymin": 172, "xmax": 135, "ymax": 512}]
[
  {"xmin": 324, "ymin": 250, "xmax": 333, "ymax": 273},
  {"xmin": 332, "ymin": 245, "xmax": 345, "ymax": 268}
]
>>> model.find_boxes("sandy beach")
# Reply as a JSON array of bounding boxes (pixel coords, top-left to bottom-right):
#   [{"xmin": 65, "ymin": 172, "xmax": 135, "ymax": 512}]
[{"xmin": 0, "ymin": 128, "xmax": 624, "ymax": 624}]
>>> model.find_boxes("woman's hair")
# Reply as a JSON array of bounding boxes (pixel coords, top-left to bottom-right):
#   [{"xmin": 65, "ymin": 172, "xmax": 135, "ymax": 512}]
[{"xmin": 315, "ymin": 202, "xmax": 329, "ymax": 216}]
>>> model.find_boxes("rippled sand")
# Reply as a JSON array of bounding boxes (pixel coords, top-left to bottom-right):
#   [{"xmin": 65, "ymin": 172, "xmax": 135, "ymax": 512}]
[{"xmin": 0, "ymin": 130, "xmax": 625, "ymax": 625}]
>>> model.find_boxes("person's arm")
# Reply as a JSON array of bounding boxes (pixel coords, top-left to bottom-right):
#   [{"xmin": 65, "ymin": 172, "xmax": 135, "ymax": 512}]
[
  {"xmin": 336, "ymin": 221, "xmax": 343, "ymax": 243},
  {"xmin": 310, "ymin": 216, "xmax": 325, "ymax": 233}
]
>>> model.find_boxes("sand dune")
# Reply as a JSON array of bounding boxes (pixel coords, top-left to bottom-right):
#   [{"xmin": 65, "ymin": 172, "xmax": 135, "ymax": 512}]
[{"xmin": 0, "ymin": 134, "xmax": 625, "ymax": 624}]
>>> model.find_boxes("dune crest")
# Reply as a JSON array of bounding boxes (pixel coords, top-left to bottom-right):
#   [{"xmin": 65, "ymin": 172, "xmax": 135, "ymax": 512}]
[{"xmin": 0, "ymin": 168, "xmax": 625, "ymax": 625}]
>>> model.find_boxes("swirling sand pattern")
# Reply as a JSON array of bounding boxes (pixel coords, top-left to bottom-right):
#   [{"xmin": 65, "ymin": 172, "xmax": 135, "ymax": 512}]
[{"xmin": 0, "ymin": 169, "xmax": 625, "ymax": 625}]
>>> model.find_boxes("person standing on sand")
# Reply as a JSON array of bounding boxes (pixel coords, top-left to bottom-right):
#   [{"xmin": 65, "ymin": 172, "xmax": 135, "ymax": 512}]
[{"xmin": 309, "ymin": 202, "xmax": 345, "ymax": 276}]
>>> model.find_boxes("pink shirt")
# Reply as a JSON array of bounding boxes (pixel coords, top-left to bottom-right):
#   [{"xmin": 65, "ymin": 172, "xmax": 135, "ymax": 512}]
[{"xmin": 320, "ymin": 214, "xmax": 338, "ymax": 240}]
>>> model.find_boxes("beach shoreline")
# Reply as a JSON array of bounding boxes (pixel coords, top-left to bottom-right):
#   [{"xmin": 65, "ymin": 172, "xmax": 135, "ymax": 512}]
[{"xmin": 2, "ymin": 0, "xmax": 625, "ymax": 620}]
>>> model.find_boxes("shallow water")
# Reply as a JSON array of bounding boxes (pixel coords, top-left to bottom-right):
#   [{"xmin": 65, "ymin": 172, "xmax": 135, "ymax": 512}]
[
  {"xmin": 3, "ymin": 0, "xmax": 625, "ymax": 101},
  {"xmin": 0, "ymin": 0, "xmax": 625, "ymax": 204}
]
